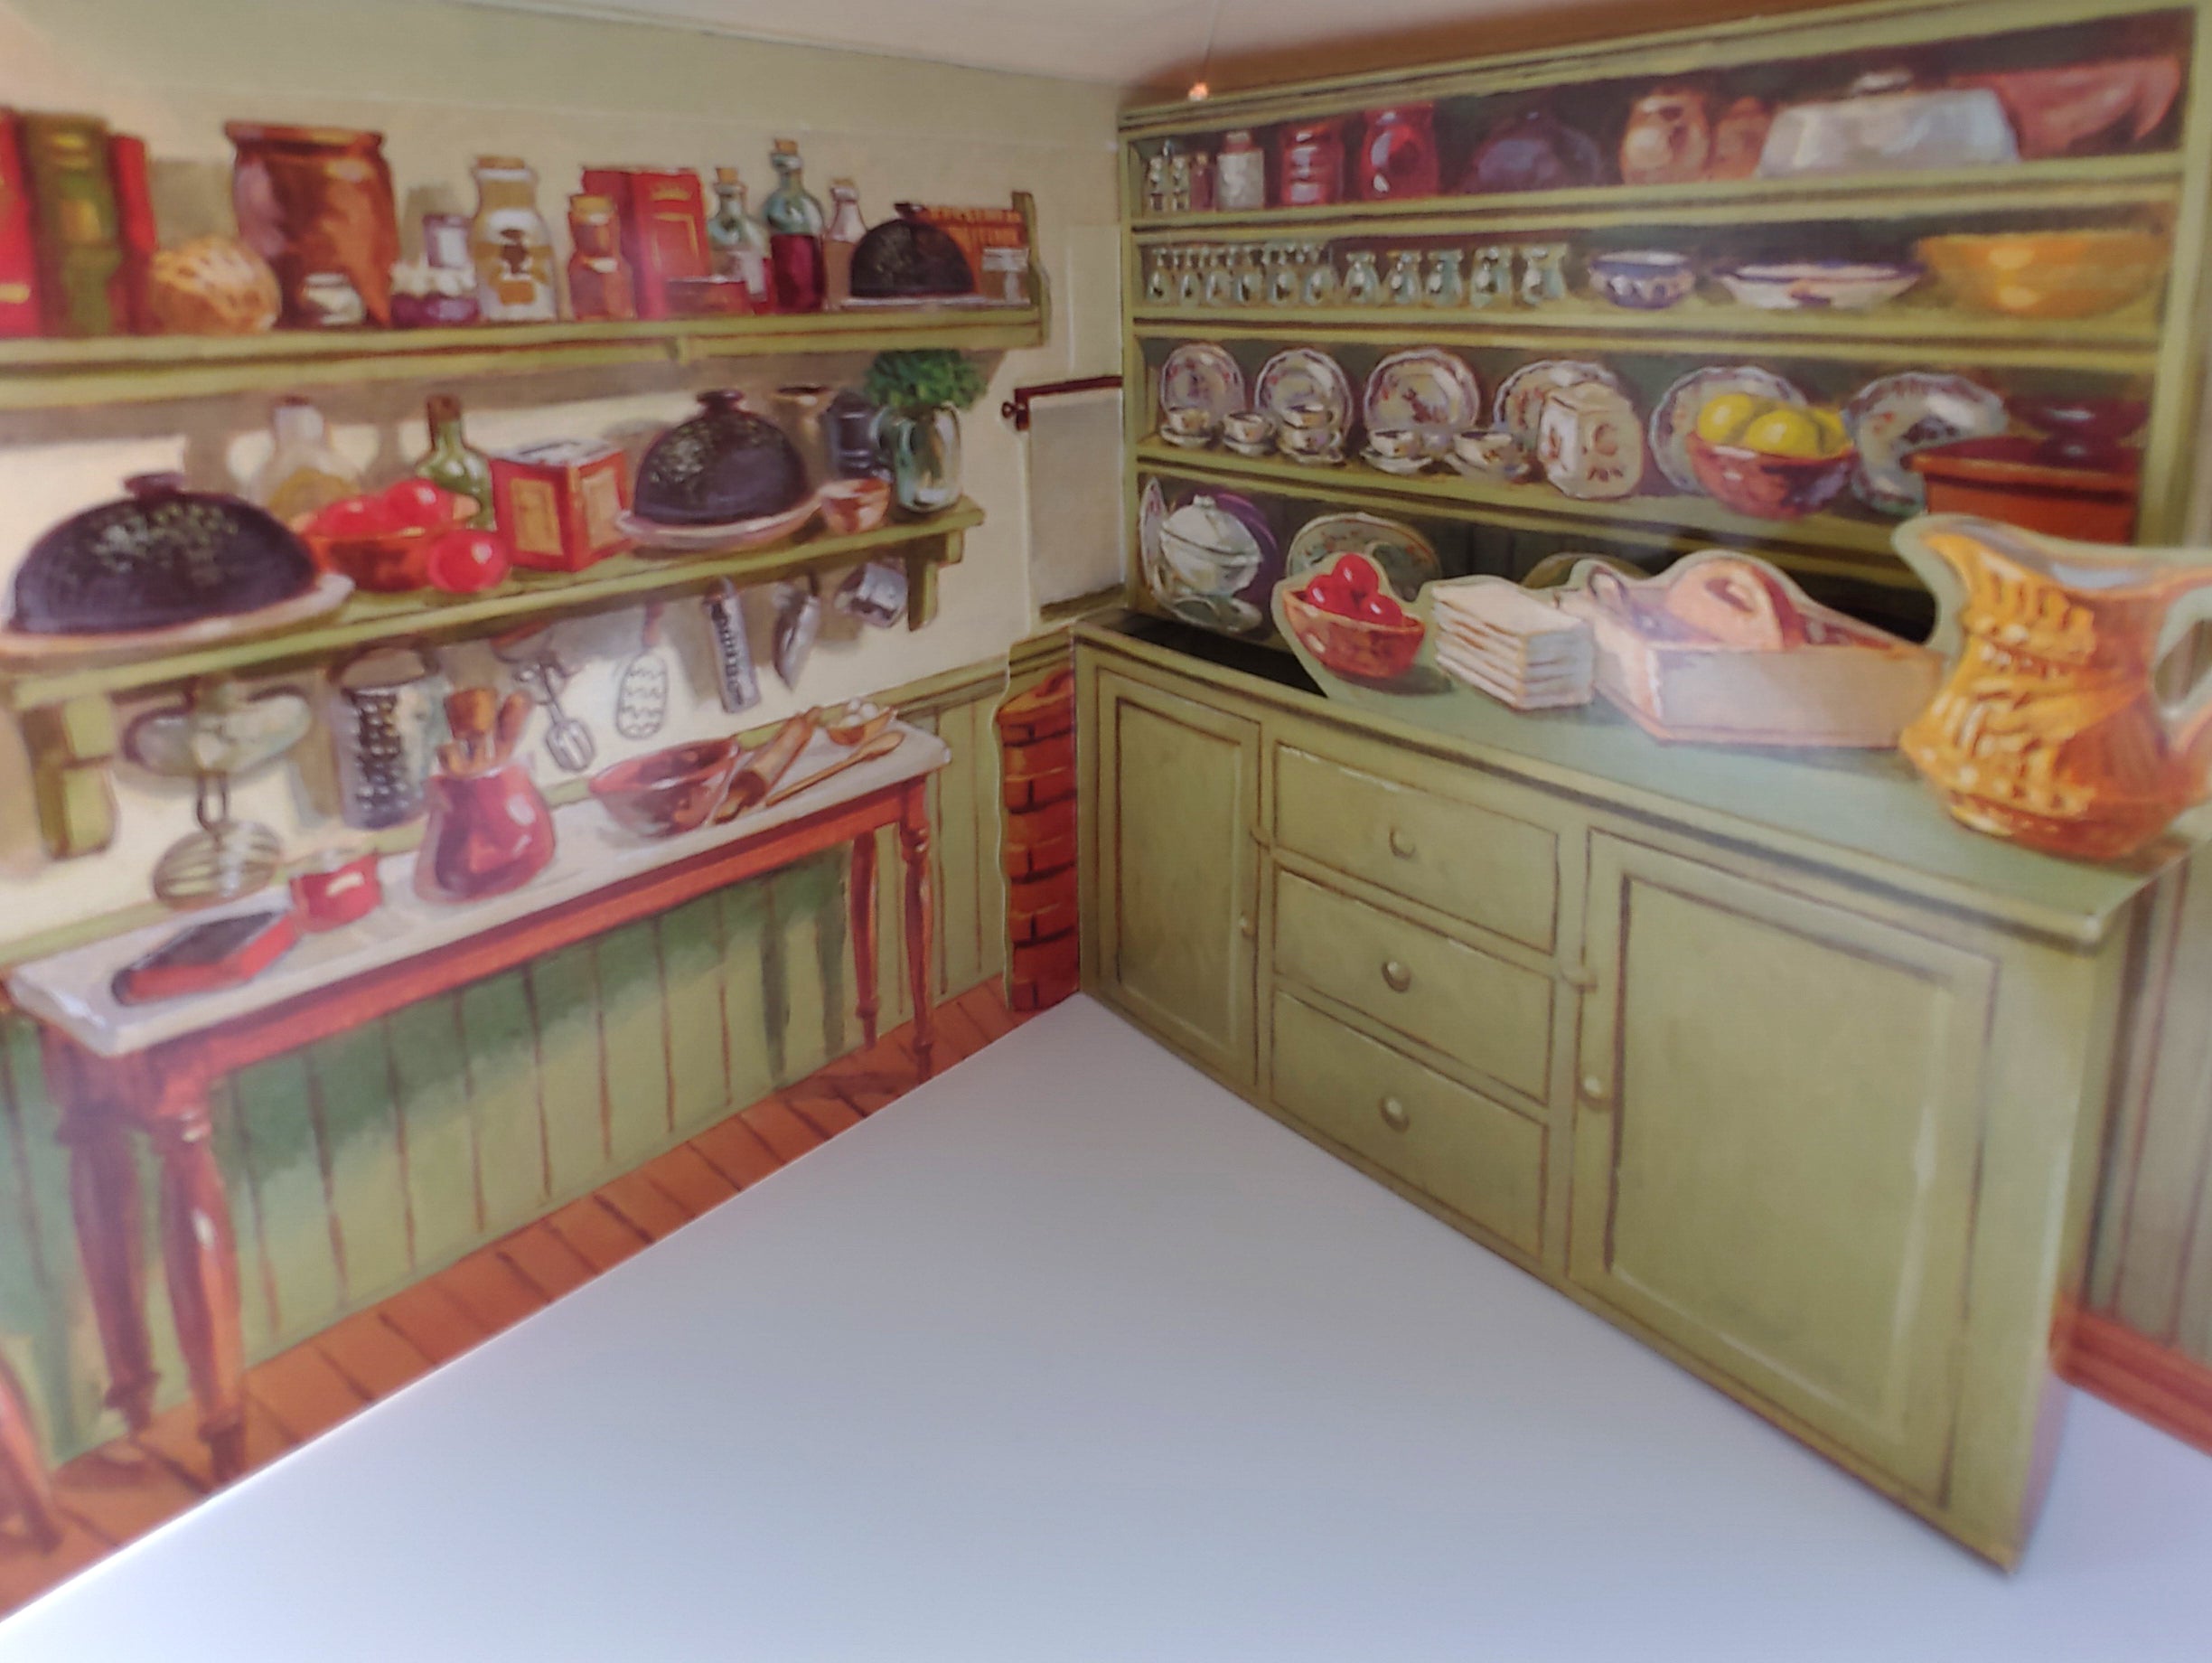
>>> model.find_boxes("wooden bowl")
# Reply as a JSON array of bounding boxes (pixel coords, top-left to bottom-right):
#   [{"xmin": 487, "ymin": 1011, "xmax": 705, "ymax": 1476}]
[
  {"xmin": 821, "ymin": 700, "xmax": 894, "ymax": 746},
  {"xmin": 1280, "ymin": 586, "xmax": 1424, "ymax": 682},
  {"xmin": 1684, "ymin": 434, "xmax": 1852, "ymax": 521},
  {"xmin": 296, "ymin": 496, "xmax": 479, "ymax": 593},
  {"xmin": 1915, "ymin": 230, "xmax": 2168, "ymax": 320},
  {"xmin": 820, "ymin": 476, "xmax": 892, "ymax": 536},
  {"xmin": 588, "ymin": 739, "xmax": 742, "ymax": 838}
]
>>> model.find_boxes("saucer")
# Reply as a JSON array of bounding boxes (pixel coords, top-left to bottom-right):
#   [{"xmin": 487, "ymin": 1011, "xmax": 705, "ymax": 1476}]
[
  {"xmin": 1363, "ymin": 450, "xmax": 1432, "ymax": 475},
  {"xmin": 1223, "ymin": 438, "xmax": 1276, "ymax": 459},
  {"xmin": 1158, "ymin": 427, "xmax": 1219, "ymax": 450}
]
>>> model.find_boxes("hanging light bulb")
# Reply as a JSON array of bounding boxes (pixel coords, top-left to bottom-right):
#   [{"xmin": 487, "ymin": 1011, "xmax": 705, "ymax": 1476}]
[
  {"xmin": 1187, "ymin": 81, "xmax": 1210, "ymax": 101},
  {"xmin": 1189, "ymin": 0, "xmax": 1223, "ymax": 105}
]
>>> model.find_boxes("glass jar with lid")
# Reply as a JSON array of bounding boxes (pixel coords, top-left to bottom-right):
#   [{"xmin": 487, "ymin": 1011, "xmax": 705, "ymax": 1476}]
[{"xmin": 468, "ymin": 155, "xmax": 558, "ymax": 322}]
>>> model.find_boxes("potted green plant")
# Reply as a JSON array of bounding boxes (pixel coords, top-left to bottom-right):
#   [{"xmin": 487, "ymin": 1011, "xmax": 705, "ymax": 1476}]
[{"xmin": 862, "ymin": 349, "xmax": 988, "ymax": 515}]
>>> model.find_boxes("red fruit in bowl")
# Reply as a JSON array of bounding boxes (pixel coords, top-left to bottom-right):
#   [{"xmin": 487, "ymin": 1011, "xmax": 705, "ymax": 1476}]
[
  {"xmin": 1302, "ymin": 574, "xmax": 1352, "ymax": 615},
  {"xmin": 309, "ymin": 494, "xmax": 387, "ymax": 540},
  {"xmin": 1358, "ymin": 591, "xmax": 1405, "ymax": 625},
  {"xmin": 381, "ymin": 477, "xmax": 458, "ymax": 531},
  {"xmin": 426, "ymin": 529, "xmax": 511, "ymax": 594},
  {"xmin": 1334, "ymin": 552, "xmax": 1382, "ymax": 600}
]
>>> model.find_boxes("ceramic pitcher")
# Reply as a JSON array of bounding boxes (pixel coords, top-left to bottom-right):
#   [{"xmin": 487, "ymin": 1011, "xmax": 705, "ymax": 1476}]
[{"xmin": 1895, "ymin": 514, "xmax": 2212, "ymax": 861}]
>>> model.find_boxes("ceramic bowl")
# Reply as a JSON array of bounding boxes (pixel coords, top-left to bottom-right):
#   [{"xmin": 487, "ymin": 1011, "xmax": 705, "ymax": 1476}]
[
  {"xmin": 296, "ymin": 495, "xmax": 479, "ymax": 594},
  {"xmin": 1915, "ymin": 230, "xmax": 2168, "ymax": 319},
  {"xmin": 821, "ymin": 699, "xmax": 894, "ymax": 746},
  {"xmin": 1280, "ymin": 586, "xmax": 1424, "ymax": 682},
  {"xmin": 1712, "ymin": 260, "xmax": 1921, "ymax": 310},
  {"xmin": 588, "ymin": 739, "xmax": 742, "ymax": 838},
  {"xmin": 819, "ymin": 476, "xmax": 891, "ymax": 535},
  {"xmin": 1588, "ymin": 250, "xmax": 1697, "ymax": 310},
  {"xmin": 1684, "ymin": 434, "xmax": 1854, "ymax": 521}
]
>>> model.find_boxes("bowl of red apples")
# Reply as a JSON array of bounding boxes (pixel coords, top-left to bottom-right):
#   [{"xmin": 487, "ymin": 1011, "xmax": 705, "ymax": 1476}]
[
  {"xmin": 1279, "ymin": 550, "xmax": 1425, "ymax": 682},
  {"xmin": 296, "ymin": 481, "xmax": 510, "ymax": 595}
]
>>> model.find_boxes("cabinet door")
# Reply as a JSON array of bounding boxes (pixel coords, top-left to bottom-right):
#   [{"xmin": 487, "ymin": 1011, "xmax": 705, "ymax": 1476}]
[
  {"xmin": 1570, "ymin": 835, "xmax": 1995, "ymax": 1495},
  {"xmin": 1088, "ymin": 669, "xmax": 1261, "ymax": 1085}
]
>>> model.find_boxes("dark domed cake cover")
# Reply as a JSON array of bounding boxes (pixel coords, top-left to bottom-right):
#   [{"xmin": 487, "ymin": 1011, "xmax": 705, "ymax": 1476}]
[
  {"xmin": 10, "ymin": 474, "xmax": 320, "ymax": 636},
  {"xmin": 633, "ymin": 390, "xmax": 811, "ymax": 526},
  {"xmin": 850, "ymin": 205, "xmax": 975, "ymax": 300}
]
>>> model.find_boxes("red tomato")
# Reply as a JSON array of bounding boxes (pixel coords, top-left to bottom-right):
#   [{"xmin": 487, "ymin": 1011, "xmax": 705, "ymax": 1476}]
[
  {"xmin": 1302, "ymin": 574, "xmax": 1352, "ymax": 615},
  {"xmin": 1358, "ymin": 591, "xmax": 1405, "ymax": 625},
  {"xmin": 425, "ymin": 529, "xmax": 511, "ymax": 594},
  {"xmin": 381, "ymin": 477, "xmax": 457, "ymax": 531},
  {"xmin": 1334, "ymin": 553, "xmax": 1382, "ymax": 600},
  {"xmin": 309, "ymin": 495, "xmax": 386, "ymax": 539}
]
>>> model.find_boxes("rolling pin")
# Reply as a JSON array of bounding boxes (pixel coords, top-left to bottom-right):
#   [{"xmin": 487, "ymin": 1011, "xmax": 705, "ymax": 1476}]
[{"xmin": 716, "ymin": 709, "xmax": 820, "ymax": 821}]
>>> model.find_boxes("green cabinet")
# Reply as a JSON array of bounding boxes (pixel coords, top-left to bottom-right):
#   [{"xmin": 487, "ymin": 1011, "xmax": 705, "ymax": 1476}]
[
  {"xmin": 1083, "ymin": 666, "xmax": 1261, "ymax": 1087},
  {"xmin": 1569, "ymin": 834, "xmax": 1996, "ymax": 1499}
]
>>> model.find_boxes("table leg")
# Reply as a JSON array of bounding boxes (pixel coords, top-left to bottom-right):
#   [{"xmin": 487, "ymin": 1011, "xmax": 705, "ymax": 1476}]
[
  {"xmin": 899, "ymin": 782, "xmax": 936, "ymax": 1079},
  {"xmin": 145, "ymin": 1090, "xmax": 246, "ymax": 1484},
  {"xmin": 0, "ymin": 1353, "xmax": 61, "ymax": 1552},
  {"xmin": 43, "ymin": 1034, "xmax": 156, "ymax": 1434},
  {"xmin": 850, "ymin": 832, "xmax": 879, "ymax": 1048}
]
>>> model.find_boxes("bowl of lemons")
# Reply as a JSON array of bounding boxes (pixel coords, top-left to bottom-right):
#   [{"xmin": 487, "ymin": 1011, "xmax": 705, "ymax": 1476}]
[{"xmin": 1684, "ymin": 393, "xmax": 1854, "ymax": 521}]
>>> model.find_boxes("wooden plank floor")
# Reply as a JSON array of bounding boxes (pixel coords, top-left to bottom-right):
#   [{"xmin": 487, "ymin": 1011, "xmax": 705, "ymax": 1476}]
[{"xmin": 0, "ymin": 982, "xmax": 1030, "ymax": 1618}]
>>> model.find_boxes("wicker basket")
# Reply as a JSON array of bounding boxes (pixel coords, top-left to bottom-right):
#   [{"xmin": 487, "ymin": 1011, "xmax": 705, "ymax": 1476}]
[{"xmin": 1281, "ymin": 586, "xmax": 1425, "ymax": 682}]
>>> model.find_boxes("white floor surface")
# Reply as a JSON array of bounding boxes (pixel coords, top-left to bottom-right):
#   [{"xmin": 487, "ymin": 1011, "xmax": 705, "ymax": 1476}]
[{"xmin": 4, "ymin": 994, "xmax": 2208, "ymax": 1661}]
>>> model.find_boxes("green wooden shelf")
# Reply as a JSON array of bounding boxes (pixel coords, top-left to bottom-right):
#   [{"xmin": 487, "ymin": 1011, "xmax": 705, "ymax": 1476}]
[
  {"xmin": 1135, "ymin": 438, "xmax": 1917, "ymax": 576},
  {"xmin": 0, "ymin": 307, "xmax": 1045, "ymax": 412},
  {"xmin": 1, "ymin": 499, "xmax": 983, "ymax": 714},
  {"xmin": 1130, "ymin": 296, "xmax": 2160, "ymax": 372},
  {"xmin": 1125, "ymin": 153, "xmax": 2182, "ymax": 239}
]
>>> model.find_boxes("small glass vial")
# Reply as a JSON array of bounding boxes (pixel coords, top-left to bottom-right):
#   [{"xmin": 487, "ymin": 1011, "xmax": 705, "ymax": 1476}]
[
  {"xmin": 1268, "ymin": 244, "xmax": 1301, "ymax": 306},
  {"xmin": 823, "ymin": 178, "xmax": 866, "ymax": 310},
  {"xmin": 1423, "ymin": 249, "xmax": 1466, "ymax": 308},
  {"xmin": 1384, "ymin": 249, "xmax": 1422, "ymax": 305},
  {"xmin": 1341, "ymin": 249, "xmax": 1382, "ymax": 305},
  {"xmin": 1176, "ymin": 249, "xmax": 1203, "ymax": 307},
  {"xmin": 1216, "ymin": 130, "xmax": 1266, "ymax": 211},
  {"xmin": 1145, "ymin": 248, "xmax": 1172, "ymax": 305},
  {"xmin": 1302, "ymin": 243, "xmax": 1339, "ymax": 306},
  {"xmin": 1203, "ymin": 248, "xmax": 1236, "ymax": 308},
  {"xmin": 1142, "ymin": 151, "xmax": 1170, "ymax": 216},
  {"xmin": 1519, "ymin": 243, "xmax": 1568, "ymax": 306},
  {"xmin": 1470, "ymin": 245, "xmax": 1514, "ymax": 308},
  {"xmin": 1237, "ymin": 243, "xmax": 1268, "ymax": 306},
  {"xmin": 1187, "ymin": 149, "xmax": 1215, "ymax": 213},
  {"xmin": 1167, "ymin": 146, "xmax": 1194, "ymax": 214}
]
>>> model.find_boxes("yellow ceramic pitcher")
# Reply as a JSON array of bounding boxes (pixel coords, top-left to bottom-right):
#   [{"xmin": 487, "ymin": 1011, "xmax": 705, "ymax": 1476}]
[{"xmin": 1895, "ymin": 514, "xmax": 2212, "ymax": 862}]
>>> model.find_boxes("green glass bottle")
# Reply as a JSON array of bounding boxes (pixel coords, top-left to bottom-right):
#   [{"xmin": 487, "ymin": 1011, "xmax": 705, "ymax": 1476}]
[{"xmin": 413, "ymin": 394, "xmax": 494, "ymax": 527}]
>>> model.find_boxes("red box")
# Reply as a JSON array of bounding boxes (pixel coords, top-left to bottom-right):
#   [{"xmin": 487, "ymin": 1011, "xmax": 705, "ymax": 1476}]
[
  {"xmin": 578, "ymin": 166, "xmax": 708, "ymax": 321},
  {"xmin": 0, "ymin": 113, "xmax": 45, "ymax": 336},
  {"xmin": 491, "ymin": 439, "xmax": 633, "ymax": 572}
]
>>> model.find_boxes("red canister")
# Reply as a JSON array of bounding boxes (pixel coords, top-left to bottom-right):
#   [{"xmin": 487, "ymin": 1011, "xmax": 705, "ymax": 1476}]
[
  {"xmin": 290, "ymin": 850, "xmax": 383, "ymax": 931},
  {"xmin": 1357, "ymin": 105, "xmax": 1439, "ymax": 200},
  {"xmin": 1276, "ymin": 119, "xmax": 1345, "ymax": 207}
]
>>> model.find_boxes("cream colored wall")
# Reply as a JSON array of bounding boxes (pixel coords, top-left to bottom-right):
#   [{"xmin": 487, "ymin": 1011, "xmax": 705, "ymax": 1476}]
[{"xmin": 0, "ymin": 0, "xmax": 1121, "ymax": 948}]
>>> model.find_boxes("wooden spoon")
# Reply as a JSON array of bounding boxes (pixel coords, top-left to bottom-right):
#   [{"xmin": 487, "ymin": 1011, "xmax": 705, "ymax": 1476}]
[{"xmin": 759, "ymin": 728, "xmax": 904, "ymax": 809}]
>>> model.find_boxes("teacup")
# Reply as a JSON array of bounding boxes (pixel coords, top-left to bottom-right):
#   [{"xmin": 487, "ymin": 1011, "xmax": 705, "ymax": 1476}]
[
  {"xmin": 1452, "ymin": 428, "xmax": 1533, "ymax": 481},
  {"xmin": 1161, "ymin": 405, "xmax": 1217, "ymax": 439},
  {"xmin": 1279, "ymin": 398, "xmax": 1334, "ymax": 434},
  {"xmin": 1279, "ymin": 424, "xmax": 1341, "ymax": 459},
  {"xmin": 1367, "ymin": 426, "xmax": 1425, "ymax": 460},
  {"xmin": 1223, "ymin": 409, "xmax": 1275, "ymax": 447}
]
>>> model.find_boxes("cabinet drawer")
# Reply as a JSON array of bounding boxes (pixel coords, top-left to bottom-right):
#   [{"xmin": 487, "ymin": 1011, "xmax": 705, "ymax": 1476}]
[
  {"xmin": 1272, "ymin": 869, "xmax": 1553, "ymax": 1104},
  {"xmin": 1272, "ymin": 742, "xmax": 1558, "ymax": 953},
  {"xmin": 1272, "ymin": 991, "xmax": 1543, "ymax": 1256}
]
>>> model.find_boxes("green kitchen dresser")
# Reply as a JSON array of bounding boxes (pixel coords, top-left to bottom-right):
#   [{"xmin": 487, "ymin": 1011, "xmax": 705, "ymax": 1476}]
[{"xmin": 1076, "ymin": 614, "xmax": 2200, "ymax": 1565}]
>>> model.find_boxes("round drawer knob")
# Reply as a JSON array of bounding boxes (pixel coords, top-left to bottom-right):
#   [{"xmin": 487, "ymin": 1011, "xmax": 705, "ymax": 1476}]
[
  {"xmin": 1388, "ymin": 827, "xmax": 1417, "ymax": 859},
  {"xmin": 1382, "ymin": 959, "xmax": 1413, "ymax": 992},
  {"xmin": 1580, "ymin": 1074, "xmax": 1612, "ymax": 1110},
  {"xmin": 1379, "ymin": 1095, "xmax": 1411, "ymax": 1132},
  {"xmin": 1236, "ymin": 914, "xmax": 1255, "ymax": 940}
]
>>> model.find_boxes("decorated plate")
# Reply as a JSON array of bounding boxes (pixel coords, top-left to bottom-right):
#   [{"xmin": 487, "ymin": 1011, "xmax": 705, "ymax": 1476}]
[
  {"xmin": 1254, "ymin": 347, "xmax": 1356, "ymax": 437},
  {"xmin": 1138, "ymin": 477, "xmax": 1167, "ymax": 597},
  {"xmin": 1363, "ymin": 348, "xmax": 1485, "ymax": 446},
  {"xmin": 618, "ymin": 493, "xmax": 821, "ymax": 555},
  {"xmin": 1494, "ymin": 360, "xmax": 1626, "ymax": 450},
  {"xmin": 1648, "ymin": 365, "xmax": 1808, "ymax": 493},
  {"xmin": 1842, "ymin": 371, "xmax": 2009, "ymax": 516},
  {"xmin": 0, "ymin": 571, "xmax": 354, "ymax": 667},
  {"xmin": 1158, "ymin": 343, "xmax": 1245, "ymax": 422},
  {"xmin": 1284, "ymin": 512, "xmax": 1442, "ymax": 602}
]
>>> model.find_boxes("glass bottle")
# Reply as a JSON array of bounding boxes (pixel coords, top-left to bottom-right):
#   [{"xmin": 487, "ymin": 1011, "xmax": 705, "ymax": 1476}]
[
  {"xmin": 708, "ymin": 167, "xmax": 775, "ymax": 312},
  {"xmin": 1424, "ymin": 249, "xmax": 1466, "ymax": 308},
  {"xmin": 1341, "ymin": 249, "xmax": 1382, "ymax": 305},
  {"xmin": 1237, "ymin": 242, "xmax": 1267, "ymax": 306},
  {"xmin": 762, "ymin": 139, "xmax": 827, "ymax": 314},
  {"xmin": 822, "ymin": 178, "xmax": 866, "ymax": 311},
  {"xmin": 1142, "ymin": 151, "xmax": 1170, "ymax": 216},
  {"xmin": 412, "ymin": 394, "xmax": 495, "ymax": 527},
  {"xmin": 1145, "ymin": 248, "xmax": 1172, "ymax": 305},
  {"xmin": 1519, "ymin": 243, "xmax": 1568, "ymax": 307},
  {"xmin": 1384, "ymin": 249, "xmax": 1423, "ymax": 305},
  {"xmin": 1268, "ymin": 243, "xmax": 1301, "ymax": 307},
  {"xmin": 1471, "ymin": 245, "xmax": 1514, "ymax": 308},
  {"xmin": 1203, "ymin": 247, "xmax": 1236, "ymax": 308},
  {"xmin": 565, "ymin": 193, "xmax": 636, "ymax": 323},
  {"xmin": 1302, "ymin": 242, "xmax": 1338, "ymax": 306},
  {"xmin": 467, "ymin": 155, "xmax": 558, "ymax": 323},
  {"xmin": 251, "ymin": 396, "xmax": 361, "ymax": 522},
  {"xmin": 1176, "ymin": 249, "xmax": 1203, "ymax": 308}
]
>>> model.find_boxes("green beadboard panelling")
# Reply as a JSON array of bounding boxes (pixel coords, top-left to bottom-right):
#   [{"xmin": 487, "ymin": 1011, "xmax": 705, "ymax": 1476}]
[
  {"xmin": 308, "ymin": 1026, "xmax": 413, "ymax": 1309},
  {"xmin": 460, "ymin": 977, "xmax": 548, "ymax": 1249},
  {"xmin": 0, "ymin": 671, "xmax": 1010, "ymax": 1466},
  {"xmin": 596, "ymin": 920, "xmax": 673, "ymax": 1171},
  {"xmin": 386, "ymin": 1001, "xmax": 483, "ymax": 1281},
  {"xmin": 529, "ymin": 944, "xmax": 609, "ymax": 1200},
  {"xmin": 659, "ymin": 898, "xmax": 732, "ymax": 1137}
]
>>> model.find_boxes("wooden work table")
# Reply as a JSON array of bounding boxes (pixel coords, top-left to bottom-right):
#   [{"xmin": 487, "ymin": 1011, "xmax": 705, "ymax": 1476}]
[{"xmin": 5, "ymin": 723, "xmax": 949, "ymax": 1481}]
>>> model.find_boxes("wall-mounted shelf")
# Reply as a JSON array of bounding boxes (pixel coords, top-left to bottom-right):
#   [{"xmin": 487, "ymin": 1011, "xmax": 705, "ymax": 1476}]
[
  {"xmin": 2, "ymin": 499, "xmax": 981, "ymax": 860},
  {"xmin": 0, "ymin": 308, "xmax": 1045, "ymax": 412},
  {"xmin": 1130, "ymin": 302, "xmax": 2160, "ymax": 373}
]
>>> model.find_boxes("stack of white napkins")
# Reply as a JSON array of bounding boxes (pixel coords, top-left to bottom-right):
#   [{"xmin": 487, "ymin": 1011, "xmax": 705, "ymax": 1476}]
[{"xmin": 1433, "ymin": 580, "xmax": 1596, "ymax": 711}]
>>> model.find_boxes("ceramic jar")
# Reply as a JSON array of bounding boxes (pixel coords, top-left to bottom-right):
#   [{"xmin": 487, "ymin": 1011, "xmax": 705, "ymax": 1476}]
[
  {"xmin": 1708, "ymin": 96, "xmax": 1774, "ymax": 180},
  {"xmin": 225, "ymin": 123, "xmax": 400, "ymax": 327},
  {"xmin": 1538, "ymin": 383, "xmax": 1645, "ymax": 500},
  {"xmin": 1277, "ymin": 120, "xmax": 1345, "ymax": 206},
  {"xmin": 1619, "ymin": 87, "xmax": 1713, "ymax": 185},
  {"xmin": 1357, "ymin": 105, "xmax": 1440, "ymax": 200},
  {"xmin": 415, "ymin": 758, "xmax": 556, "ymax": 903},
  {"xmin": 1216, "ymin": 130, "xmax": 1267, "ymax": 211},
  {"xmin": 468, "ymin": 156, "xmax": 558, "ymax": 323}
]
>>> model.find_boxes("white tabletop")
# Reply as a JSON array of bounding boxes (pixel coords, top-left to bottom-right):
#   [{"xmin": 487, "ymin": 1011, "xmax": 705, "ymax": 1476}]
[
  {"xmin": 5, "ymin": 997, "xmax": 2209, "ymax": 1661},
  {"xmin": 7, "ymin": 723, "xmax": 947, "ymax": 1057}
]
